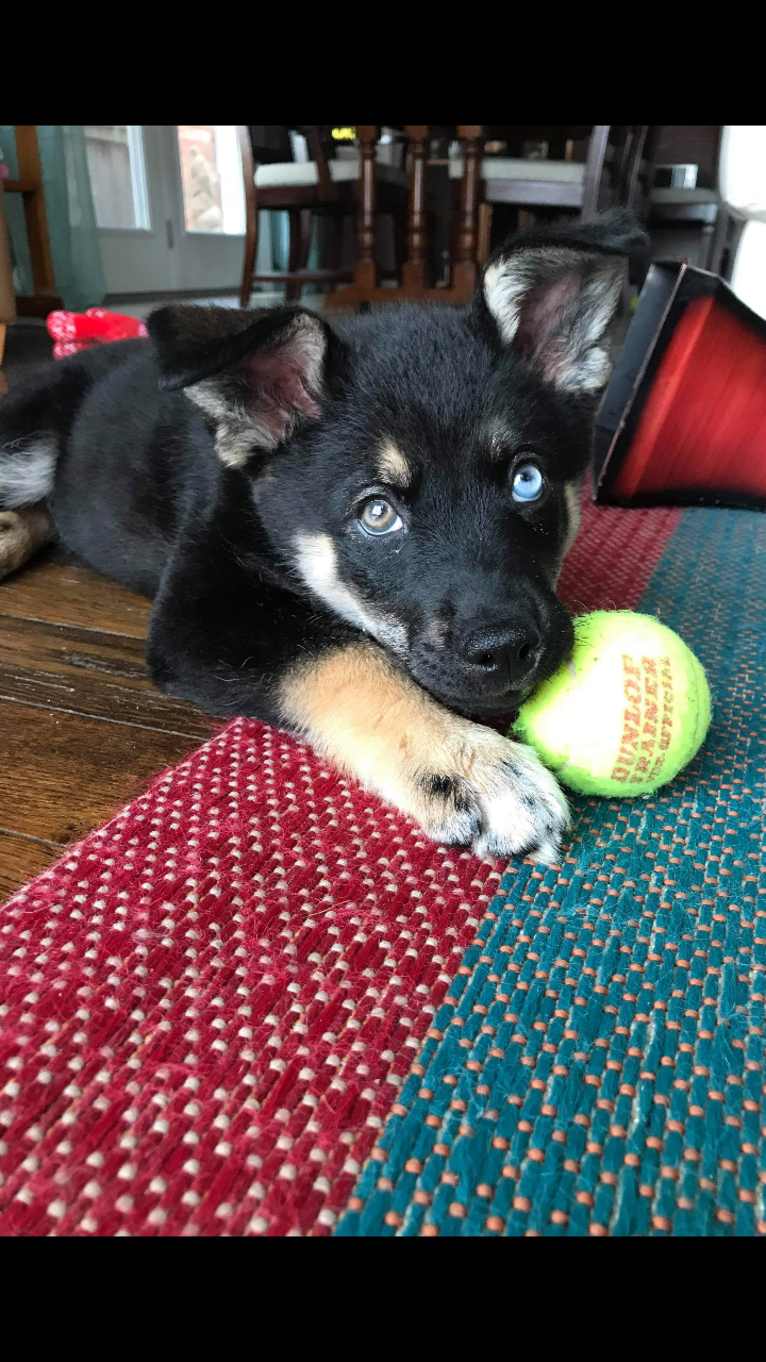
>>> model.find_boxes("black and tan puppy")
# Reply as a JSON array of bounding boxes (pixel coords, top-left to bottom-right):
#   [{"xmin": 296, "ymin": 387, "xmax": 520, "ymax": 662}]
[{"xmin": 0, "ymin": 210, "xmax": 644, "ymax": 861}]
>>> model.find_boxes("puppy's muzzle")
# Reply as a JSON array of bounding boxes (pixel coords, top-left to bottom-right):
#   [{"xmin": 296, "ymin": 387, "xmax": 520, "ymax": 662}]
[{"xmin": 407, "ymin": 598, "xmax": 573, "ymax": 717}]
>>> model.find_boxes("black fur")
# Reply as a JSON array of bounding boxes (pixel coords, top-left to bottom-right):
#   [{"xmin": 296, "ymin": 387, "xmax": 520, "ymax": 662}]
[{"xmin": 0, "ymin": 209, "xmax": 645, "ymax": 851}]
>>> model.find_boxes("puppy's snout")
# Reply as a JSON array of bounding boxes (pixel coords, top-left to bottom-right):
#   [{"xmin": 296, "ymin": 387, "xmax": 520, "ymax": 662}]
[{"xmin": 462, "ymin": 620, "xmax": 542, "ymax": 680}]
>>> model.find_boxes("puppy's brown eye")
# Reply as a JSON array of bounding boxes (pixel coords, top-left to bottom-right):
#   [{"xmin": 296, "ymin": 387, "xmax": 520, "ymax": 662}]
[{"xmin": 358, "ymin": 498, "xmax": 403, "ymax": 536}]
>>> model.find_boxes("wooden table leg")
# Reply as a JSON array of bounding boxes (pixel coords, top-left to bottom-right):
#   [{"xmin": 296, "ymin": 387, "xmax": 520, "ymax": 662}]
[
  {"xmin": 452, "ymin": 124, "xmax": 483, "ymax": 296},
  {"xmin": 401, "ymin": 125, "xmax": 428, "ymax": 291},
  {"xmin": 354, "ymin": 125, "xmax": 379, "ymax": 292}
]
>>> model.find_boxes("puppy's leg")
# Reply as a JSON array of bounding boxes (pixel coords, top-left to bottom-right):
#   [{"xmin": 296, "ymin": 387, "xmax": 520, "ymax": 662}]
[
  {"xmin": 148, "ymin": 536, "xmax": 568, "ymax": 860},
  {"xmin": 0, "ymin": 505, "xmax": 53, "ymax": 581},
  {"xmin": 280, "ymin": 641, "xmax": 569, "ymax": 861}
]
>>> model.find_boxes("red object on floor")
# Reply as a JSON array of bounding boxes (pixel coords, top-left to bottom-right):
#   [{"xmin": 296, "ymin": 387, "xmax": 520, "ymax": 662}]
[
  {"xmin": 557, "ymin": 493, "xmax": 681, "ymax": 613},
  {"xmin": 47, "ymin": 308, "xmax": 148, "ymax": 359},
  {"xmin": 0, "ymin": 498, "xmax": 679, "ymax": 1237},
  {"xmin": 596, "ymin": 260, "xmax": 766, "ymax": 511},
  {"xmin": 610, "ymin": 296, "xmax": 766, "ymax": 505}
]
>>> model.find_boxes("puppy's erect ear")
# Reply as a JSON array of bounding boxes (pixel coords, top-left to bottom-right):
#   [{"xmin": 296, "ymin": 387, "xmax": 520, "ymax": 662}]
[
  {"xmin": 147, "ymin": 304, "xmax": 346, "ymax": 467},
  {"xmin": 476, "ymin": 209, "xmax": 647, "ymax": 397}
]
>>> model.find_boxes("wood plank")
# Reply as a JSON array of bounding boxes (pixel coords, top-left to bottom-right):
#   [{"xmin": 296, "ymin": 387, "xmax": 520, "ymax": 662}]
[
  {"xmin": 0, "ymin": 611, "xmax": 152, "ymax": 679},
  {"xmin": 0, "ymin": 613, "xmax": 216, "ymax": 738},
  {"xmin": 0, "ymin": 829, "xmax": 60, "ymax": 902},
  {"xmin": 0, "ymin": 664, "xmax": 216, "ymax": 739},
  {"xmin": 0, "ymin": 698, "xmax": 205, "ymax": 845},
  {"xmin": 0, "ymin": 553, "xmax": 152, "ymax": 637},
  {"xmin": 1, "ymin": 178, "xmax": 37, "ymax": 193}
]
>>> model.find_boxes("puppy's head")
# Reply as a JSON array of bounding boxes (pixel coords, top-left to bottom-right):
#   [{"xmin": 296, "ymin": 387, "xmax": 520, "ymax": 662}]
[{"xmin": 149, "ymin": 209, "xmax": 645, "ymax": 717}]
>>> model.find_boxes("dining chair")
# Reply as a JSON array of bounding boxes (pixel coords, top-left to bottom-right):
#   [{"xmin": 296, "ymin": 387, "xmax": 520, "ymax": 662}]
[
  {"xmin": 644, "ymin": 126, "xmax": 725, "ymax": 281},
  {"xmin": 453, "ymin": 126, "xmax": 651, "ymax": 264},
  {"xmin": 238, "ymin": 125, "xmax": 409, "ymax": 307}
]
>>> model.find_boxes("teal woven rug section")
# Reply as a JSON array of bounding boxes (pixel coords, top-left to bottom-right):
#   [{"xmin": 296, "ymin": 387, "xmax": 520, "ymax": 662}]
[{"xmin": 337, "ymin": 507, "xmax": 766, "ymax": 1236}]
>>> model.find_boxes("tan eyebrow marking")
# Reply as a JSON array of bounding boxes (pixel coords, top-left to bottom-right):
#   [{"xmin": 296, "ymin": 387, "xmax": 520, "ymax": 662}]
[
  {"xmin": 484, "ymin": 420, "xmax": 514, "ymax": 460},
  {"xmin": 377, "ymin": 441, "xmax": 412, "ymax": 488}
]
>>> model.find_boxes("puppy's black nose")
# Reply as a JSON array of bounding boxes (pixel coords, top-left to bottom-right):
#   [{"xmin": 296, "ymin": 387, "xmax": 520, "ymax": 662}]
[{"xmin": 462, "ymin": 622, "xmax": 542, "ymax": 680}]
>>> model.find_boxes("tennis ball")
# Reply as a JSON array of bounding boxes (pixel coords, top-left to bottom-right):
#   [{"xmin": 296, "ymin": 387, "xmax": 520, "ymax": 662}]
[{"xmin": 513, "ymin": 611, "xmax": 710, "ymax": 797}]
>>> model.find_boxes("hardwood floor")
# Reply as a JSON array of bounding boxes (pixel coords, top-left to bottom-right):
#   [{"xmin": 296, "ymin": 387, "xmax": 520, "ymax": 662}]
[
  {"xmin": 0, "ymin": 549, "xmax": 217, "ymax": 901},
  {"xmin": 0, "ymin": 323, "xmax": 217, "ymax": 901}
]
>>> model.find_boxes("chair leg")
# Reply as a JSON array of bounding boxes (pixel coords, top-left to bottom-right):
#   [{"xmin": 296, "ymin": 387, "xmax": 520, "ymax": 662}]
[
  {"xmin": 298, "ymin": 209, "xmax": 312, "ymax": 276},
  {"xmin": 285, "ymin": 209, "xmax": 301, "ymax": 302},
  {"xmin": 239, "ymin": 206, "xmax": 258, "ymax": 309},
  {"xmin": 332, "ymin": 215, "xmax": 346, "ymax": 272},
  {"xmin": 238, "ymin": 126, "xmax": 259, "ymax": 310},
  {"xmin": 392, "ymin": 209, "xmax": 407, "ymax": 283},
  {"xmin": 286, "ymin": 208, "xmax": 312, "ymax": 302},
  {"xmin": 581, "ymin": 124, "xmax": 610, "ymax": 219},
  {"xmin": 720, "ymin": 215, "xmax": 746, "ymax": 282},
  {"xmin": 622, "ymin": 125, "xmax": 649, "ymax": 212},
  {"xmin": 477, "ymin": 203, "xmax": 492, "ymax": 265},
  {"xmin": 426, "ymin": 210, "xmax": 441, "ymax": 287},
  {"xmin": 706, "ymin": 205, "xmax": 730, "ymax": 276}
]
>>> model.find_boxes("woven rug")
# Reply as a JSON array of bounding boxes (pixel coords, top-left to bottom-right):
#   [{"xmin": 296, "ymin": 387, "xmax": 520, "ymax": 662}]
[{"xmin": 1, "ymin": 497, "xmax": 764, "ymax": 1237}]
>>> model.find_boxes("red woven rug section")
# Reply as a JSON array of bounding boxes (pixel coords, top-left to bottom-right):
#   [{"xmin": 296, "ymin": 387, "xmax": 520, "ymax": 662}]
[
  {"xmin": 0, "ymin": 499, "xmax": 680, "ymax": 1236},
  {"xmin": 558, "ymin": 496, "xmax": 682, "ymax": 612}
]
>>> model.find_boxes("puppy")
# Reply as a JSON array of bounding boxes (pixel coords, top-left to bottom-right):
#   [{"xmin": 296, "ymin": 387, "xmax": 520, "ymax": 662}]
[{"xmin": 0, "ymin": 209, "xmax": 644, "ymax": 861}]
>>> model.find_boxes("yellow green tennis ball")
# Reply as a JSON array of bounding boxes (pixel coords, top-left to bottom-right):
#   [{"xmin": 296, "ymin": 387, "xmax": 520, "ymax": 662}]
[{"xmin": 513, "ymin": 611, "xmax": 711, "ymax": 797}]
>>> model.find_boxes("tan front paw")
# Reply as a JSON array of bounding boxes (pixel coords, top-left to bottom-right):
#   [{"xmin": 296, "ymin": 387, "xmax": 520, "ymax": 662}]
[{"xmin": 281, "ymin": 643, "xmax": 569, "ymax": 863}]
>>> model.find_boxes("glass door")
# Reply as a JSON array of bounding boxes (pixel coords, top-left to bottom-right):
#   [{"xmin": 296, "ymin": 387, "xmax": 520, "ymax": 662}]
[
  {"xmin": 85, "ymin": 125, "xmax": 174, "ymax": 294},
  {"xmin": 172, "ymin": 125, "xmax": 246, "ymax": 291},
  {"xmin": 85, "ymin": 125, "xmax": 246, "ymax": 297}
]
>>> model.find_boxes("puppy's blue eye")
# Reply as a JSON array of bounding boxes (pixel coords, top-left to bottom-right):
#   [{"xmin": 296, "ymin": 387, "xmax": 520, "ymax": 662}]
[
  {"xmin": 359, "ymin": 497, "xmax": 403, "ymax": 535},
  {"xmin": 512, "ymin": 462, "xmax": 544, "ymax": 503}
]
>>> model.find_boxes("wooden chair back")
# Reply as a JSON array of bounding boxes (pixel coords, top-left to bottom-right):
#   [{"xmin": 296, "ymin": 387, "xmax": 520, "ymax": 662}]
[{"xmin": 238, "ymin": 125, "xmax": 406, "ymax": 307}]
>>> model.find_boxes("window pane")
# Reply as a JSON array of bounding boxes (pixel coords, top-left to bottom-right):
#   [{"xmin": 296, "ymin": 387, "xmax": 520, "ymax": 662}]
[
  {"xmin": 85, "ymin": 125, "xmax": 149, "ymax": 230},
  {"xmin": 177, "ymin": 125, "xmax": 245, "ymax": 235}
]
